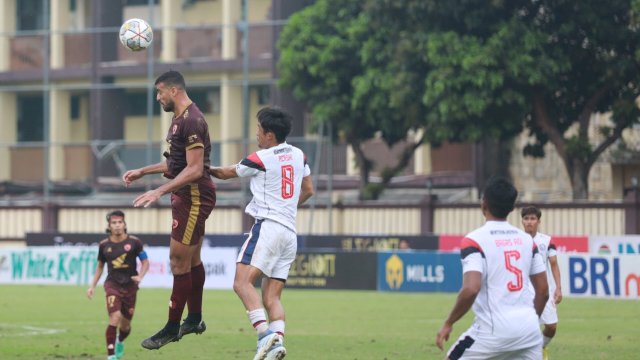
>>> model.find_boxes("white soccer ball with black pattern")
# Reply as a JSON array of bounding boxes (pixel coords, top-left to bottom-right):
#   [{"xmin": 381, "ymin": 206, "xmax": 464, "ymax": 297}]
[{"xmin": 119, "ymin": 18, "xmax": 153, "ymax": 51}]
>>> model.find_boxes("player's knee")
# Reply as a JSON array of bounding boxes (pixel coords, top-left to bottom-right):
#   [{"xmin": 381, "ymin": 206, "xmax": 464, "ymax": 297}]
[{"xmin": 262, "ymin": 296, "xmax": 280, "ymax": 310}]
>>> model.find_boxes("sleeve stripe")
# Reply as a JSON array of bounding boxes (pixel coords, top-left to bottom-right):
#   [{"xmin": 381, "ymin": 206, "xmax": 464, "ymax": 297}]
[
  {"xmin": 186, "ymin": 143, "xmax": 204, "ymax": 150},
  {"xmin": 460, "ymin": 237, "xmax": 484, "ymax": 259},
  {"xmin": 242, "ymin": 152, "xmax": 265, "ymax": 171}
]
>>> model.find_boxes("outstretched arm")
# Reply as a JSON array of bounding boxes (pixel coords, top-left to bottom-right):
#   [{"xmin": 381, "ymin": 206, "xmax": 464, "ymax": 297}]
[
  {"xmin": 122, "ymin": 161, "xmax": 168, "ymax": 187},
  {"xmin": 209, "ymin": 165, "xmax": 239, "ymax": 180}
]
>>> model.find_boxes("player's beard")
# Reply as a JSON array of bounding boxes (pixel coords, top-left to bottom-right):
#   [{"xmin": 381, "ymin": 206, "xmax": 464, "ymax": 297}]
[{"xmin": 161, "ymin": 100, "xmax": 175, "ymax": 112}]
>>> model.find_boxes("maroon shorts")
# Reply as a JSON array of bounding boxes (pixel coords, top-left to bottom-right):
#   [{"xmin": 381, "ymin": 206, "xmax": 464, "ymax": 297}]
[
  {"xmin": 104, "ymin": 281, "xmax": 138, "ymax": 320},
  {"xmin": 171, "ymin": 176, "xmax": 216, "ymax": 246}
]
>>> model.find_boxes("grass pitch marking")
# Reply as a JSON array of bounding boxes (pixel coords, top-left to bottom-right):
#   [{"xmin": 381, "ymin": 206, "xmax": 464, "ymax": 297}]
[{"xmin": 0, "ymin": 323, "xmax": 65, "ymax": 337}]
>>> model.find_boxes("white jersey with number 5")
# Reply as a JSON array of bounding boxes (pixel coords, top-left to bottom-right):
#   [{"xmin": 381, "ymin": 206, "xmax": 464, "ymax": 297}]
[
  {"xmin": 460, "ymin": 220, "xmax": 546, "ymax": 350},
  {"xmin": 235, "ymin": 142, "xmax": 310, "ymax": 232}
]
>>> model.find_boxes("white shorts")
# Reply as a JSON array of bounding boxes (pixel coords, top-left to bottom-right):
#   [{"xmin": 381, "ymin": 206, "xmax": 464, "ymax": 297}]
[
  {"xmin": 448, "ymin": 328, "xmax": 542, "ymax": 360},
  {"xmin": 237, "ymin": 219, "xmax": 297, "ymax": 280},
  {"xmin": 539, "ymin": 298, "xmax": 558, "ymax": 325}
]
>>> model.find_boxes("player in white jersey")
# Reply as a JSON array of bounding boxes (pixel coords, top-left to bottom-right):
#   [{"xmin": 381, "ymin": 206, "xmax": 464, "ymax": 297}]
[
  {"xmin": 521, "ymin": 206, "xmax": 562, "ymax": 360},
  {"xmin": 209, "ymin": 106, "xmax": 314, "ymax": 360},
  {"xmin": 436, "ymin": 177, "xmax": 549, "ymax": 360}
]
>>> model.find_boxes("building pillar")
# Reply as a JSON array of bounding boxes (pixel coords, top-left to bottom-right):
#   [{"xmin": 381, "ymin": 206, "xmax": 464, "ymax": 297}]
[
  {"xmin": 0, "ymin": 0, "xmax": 16, "ymax": 71},
  {"xmin": 49, "ymin": 90, "xmax": 71, "ymax": 180},
  {"xmin": 625, "ymin": 188, "xmax": 640, "ymax": 235},
  {"xmin": 0, "ymin": 93, "xmax": 17, "ymax": 181},
  {"xmin": 51, "ymin": 0, "xmax": 70, "ymax": 69},
  {"xmin": 160, "ymin": 0, "xmax": 180, "ymax": 62},
  {"xmin": 222, "ymin": 0, "xmax": 240, "ymax": 60},
  {"xmin": 220, "ymin": 74, "xmax": 243, "ymax": 165}
]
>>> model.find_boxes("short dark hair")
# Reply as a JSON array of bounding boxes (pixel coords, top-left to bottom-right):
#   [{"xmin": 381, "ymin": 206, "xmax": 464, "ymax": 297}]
[
  {"xmin": 106, "ymin": 210, "xmax": 125, "ymax": 222},
  {"xmin": 521, "ymin": 206, "xmax": 541, "ymax": 219},
  {"xmin": 257, "ymin": 106, "xmax": 292, "ymax": 143},
  {"xmin": 482, "ymin": 176, "xmax": 517, "ymax": 219},
  {"xmin": 155, "ymin": 70, "xmax": 185, "ymax": 89}
]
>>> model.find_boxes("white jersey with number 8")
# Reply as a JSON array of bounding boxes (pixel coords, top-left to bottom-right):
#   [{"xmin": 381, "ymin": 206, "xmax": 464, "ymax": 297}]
[{"xmin": 235, "ymin": 142, "xmax": 310, "ymax": 232}]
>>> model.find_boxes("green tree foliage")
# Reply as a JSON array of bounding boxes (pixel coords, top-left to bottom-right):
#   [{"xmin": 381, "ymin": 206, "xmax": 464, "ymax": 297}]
[{"xmin": 279, "ymin": 0, "xmax": 640, "ymax": 199}]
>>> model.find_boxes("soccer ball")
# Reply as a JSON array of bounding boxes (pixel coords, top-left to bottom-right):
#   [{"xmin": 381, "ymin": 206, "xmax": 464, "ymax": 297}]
[{"xmin": 119, "ymin": 18, "xmax": 153, "ymax": 51}]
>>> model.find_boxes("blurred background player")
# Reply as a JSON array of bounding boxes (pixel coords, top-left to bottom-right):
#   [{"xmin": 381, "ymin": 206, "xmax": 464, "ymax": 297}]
[
  {"xmin": 87, "ymin": 210, "xmax": 149, "ymax": 360},
  {"xmin": 436, "ymin": 177, "xmax": 549, "ymax": 359},
  {"xmin": 521, "ymin": 206, "xmax": 562, "ymax": 360},
  {"xmin": 122, "ymin": 70, "xmax": 216, "ymax": 349},
  {"xmin": 209, "ymin": 106, "xmax": 314, "ymax": 360}
]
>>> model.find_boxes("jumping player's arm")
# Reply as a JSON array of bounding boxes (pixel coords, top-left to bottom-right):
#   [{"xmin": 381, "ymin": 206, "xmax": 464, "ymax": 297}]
[
  {"xmin": 86, "ymin": 260, "xmax": 105, "ymax": 300},
  {"xmin": 436, "ymin": 270, "xmax": 481, "ymax": 350},
  {"xmin": 122, "ymin": 161, "xmax": 168, "ymax": 187},
  {"xmin": 298, "ymin": 175, "xmax": 314, "ymax": 206},
  {"xmin": 548, "ymin": 255, "xmax": 562, "ymax": 304},
  {"xmin": 208, "ymin": 165, "xmax": 239, "ymax": 180},
  {"xmin": 133, "ymin": 148, "xmax": 204, "ymax": 208}
]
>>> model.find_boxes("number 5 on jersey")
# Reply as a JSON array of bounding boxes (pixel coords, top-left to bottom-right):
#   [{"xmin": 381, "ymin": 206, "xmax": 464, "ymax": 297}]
[{"xmin": 504, "ymin": 250, "xmax": 523, "ymax": 291}]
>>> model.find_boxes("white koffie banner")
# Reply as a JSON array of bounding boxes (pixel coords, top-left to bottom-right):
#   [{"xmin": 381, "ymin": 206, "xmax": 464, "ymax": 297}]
[
  {"xmin": 0, "ymin": 246, "xmax": 238, "ymax": 289},
  {"xmin": 558, "ymin": 253, "xmax": 640, "ymax": 299},
  {"xmin": 0, "ymin": 247, "xmax": 97, "ymax": 285}
]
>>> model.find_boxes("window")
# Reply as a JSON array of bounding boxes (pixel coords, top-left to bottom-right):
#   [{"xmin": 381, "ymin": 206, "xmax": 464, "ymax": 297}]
[
  {"xmin": 70, "ymin": 95, "xmax": 81, "ymax": 120},
  {"xmin": 17, "ymin": 95, "xmax": 44, "ymax": 142},
  {"xmin": 125, "ymin": 92, "xmax": 160, "ymax": 116},
  {"xmin": 255, "ymin": 85, "xmax": 270, "ymax": 105},
  {"xmin": 17, "ymin": 0, "xmax": 49, "ymax": 31},
  {"xmin": 190, "ymin": 88, "xmax": 220, "ymax": 114},
  {"xmin": 126, "ymin": 0, "xmax": 160, "ymax": 5}
]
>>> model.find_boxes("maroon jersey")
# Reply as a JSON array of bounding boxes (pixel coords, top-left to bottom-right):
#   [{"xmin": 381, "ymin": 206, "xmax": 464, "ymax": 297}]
[
  {"xmin": 163, "ymin": 102, "xmax": 211, "ymax": 179},
  {"xmin": 97, "ymin": 235, "xmax": 144, "ymax": 286}
]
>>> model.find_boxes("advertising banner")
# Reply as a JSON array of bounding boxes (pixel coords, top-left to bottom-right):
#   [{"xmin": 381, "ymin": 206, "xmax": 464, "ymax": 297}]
[
  {"xmin": 558, "ymin": 253, "xmax": 640, "ymax": 299},
  {"xmin": 377, "ymin": 252, "xmax": 462, "ymax": 292},
  {"xmin": 304, "ymin": 235, "xmax": 438, "ymax": 251},
  {"xmin": 589, "ymin": 236, "xmax": 640, "ymax": 255},
  {"xmin": 286, "ymin": 251, "xmax": 377, "ymax": 290},
  {"xmin": 26, "ymin": 232, "xmax": 250, "ymax": 248},
  {"xmin": 0, "ymin": 246, "xmax": 238, "ymax": 289},
  {"xmin": 438, "ymin": 235, "xmax": 588, "ymax": 253}
]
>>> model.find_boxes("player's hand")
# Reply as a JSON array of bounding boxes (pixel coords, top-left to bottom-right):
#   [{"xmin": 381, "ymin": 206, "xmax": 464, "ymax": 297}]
[
  {"xmin": 122, "ymin": 169, "xmax": 144, "ymax": 187},
  {"xmin": 133, "ymin": 189, "xmax": 162, "ymax": 208},
  {"xmin": 86, "ymin": 287, "xmax": 94, "ymax": 300},
  {"xmin": 436, "ymin": 322, "xmax": 453, "ymax": 351},
  {"xmin": 554, "ymin": 288, "xmax": 563, "ymax": 304},
  {"xmin": 131, "ymin": 275, "xmax": 143, "ymax": 284}
]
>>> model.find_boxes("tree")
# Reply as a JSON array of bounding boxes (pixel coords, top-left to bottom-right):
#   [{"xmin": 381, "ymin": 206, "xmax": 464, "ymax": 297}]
[
  {"xmin": 278, "ymin": 0, "xmax": 431, "ymax": 199},
  {"xmin": 418, "ymin": 0, "xmax": 640, "ymax": 199}
]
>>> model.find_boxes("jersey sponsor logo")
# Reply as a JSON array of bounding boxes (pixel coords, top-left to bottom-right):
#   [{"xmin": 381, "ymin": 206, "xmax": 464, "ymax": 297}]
[
  {"xmin": 490, "ymin": 229, "xmax": 519, "ymax": 235},
  {"xmin": 385, "ymin": 254, "xmax": 404, "ymax": 289},
  {"xmin": 183, "ymin": 109, "xmax": 189, "ymax": 119},
  {"xmin": 188, "ymin": 134, "xmax": 198, "ymax": 144},
  {"xmin": 112, "ymin": 254, "xmax": 129, "ymax": 269},
  {"xmin": 273, "ymin": 147, "xmax": 292, "ymax": 155}
]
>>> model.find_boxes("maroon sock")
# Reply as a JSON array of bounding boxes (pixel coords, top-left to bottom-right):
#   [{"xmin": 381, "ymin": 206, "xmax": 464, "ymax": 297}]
[
  {"xmin": 168, "ymin": 272, "xmax": 192, "ymax": 323},
  {"xmin": 106, "ymin": 325, "xmax": 117, "ymax": 356},
  {"xmin": 187, "ymin": 263, "xmax": 205, "ymax": 316},
  {"xmin": 118, "ymin": 328, "xmax": 130, "ymax": 342}
]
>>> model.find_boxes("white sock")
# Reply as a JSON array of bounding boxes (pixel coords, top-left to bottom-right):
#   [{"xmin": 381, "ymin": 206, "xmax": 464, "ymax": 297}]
[
  {"xmin": 247, "ymin": 309, "xmax": 269, "ymax": 336},
  {"xmin": 543, "ymin": 335, "xmax": 552, "ymax": 348},
  {"xmin": 269, "ymin": 320, "xmax": 285, "ymax": 336}
]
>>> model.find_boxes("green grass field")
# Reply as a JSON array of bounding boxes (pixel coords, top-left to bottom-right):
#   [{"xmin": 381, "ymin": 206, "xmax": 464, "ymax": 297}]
[{"xmin": 0, "ymin": 285, "xmax": 636, "ymax": 359}]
